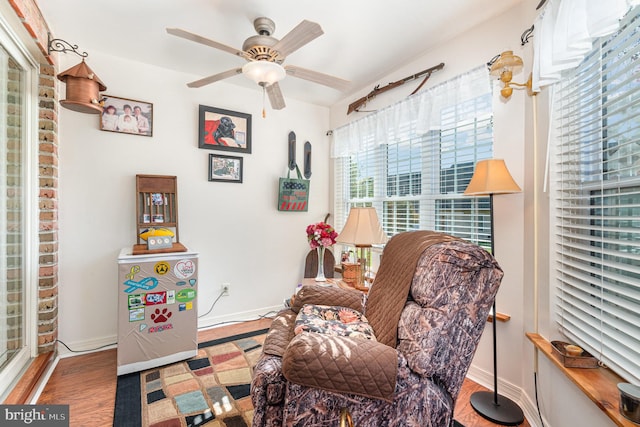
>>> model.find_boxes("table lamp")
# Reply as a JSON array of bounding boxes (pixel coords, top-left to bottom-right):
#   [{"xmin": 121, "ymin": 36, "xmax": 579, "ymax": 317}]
[{"xmin": 336, "ymin": 207, "xmax": 388, "ymax": 289}]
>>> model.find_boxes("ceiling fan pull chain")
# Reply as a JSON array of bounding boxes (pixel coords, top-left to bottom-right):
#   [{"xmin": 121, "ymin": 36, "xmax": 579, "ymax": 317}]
[{"xmin": 262, "ymin": 85, "xmax": 267, "ymax": 118}]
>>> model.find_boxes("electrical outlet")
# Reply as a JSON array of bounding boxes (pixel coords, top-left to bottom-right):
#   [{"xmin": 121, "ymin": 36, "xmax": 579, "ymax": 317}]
[{"xmin": 221, "ymin": 283, "xmax": 230, "ymax": 296}]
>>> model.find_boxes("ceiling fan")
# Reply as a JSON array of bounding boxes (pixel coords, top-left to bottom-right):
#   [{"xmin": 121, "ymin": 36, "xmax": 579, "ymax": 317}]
[{"xmin": 166, "ymin": 17, "xmax": 350, "ymax": 110}]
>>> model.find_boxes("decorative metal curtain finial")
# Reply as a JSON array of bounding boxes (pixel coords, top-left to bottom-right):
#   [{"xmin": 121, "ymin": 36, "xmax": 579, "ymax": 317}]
[
  {"xmin": 47, "ymin": 33, "xmax": 88, "ymax": 58},
  {"xmin": 487, "ymin": 54, "xmax": 501, "ymax": 70},
  {"xmin": 521, "ymin": 25, "xmax": 535, "ymax": 46}
]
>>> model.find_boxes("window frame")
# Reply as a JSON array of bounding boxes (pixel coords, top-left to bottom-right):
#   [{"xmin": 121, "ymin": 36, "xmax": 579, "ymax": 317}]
[
  {"xmin": 551, "ymin": 6, "xmax": 640, "ymax": 384},
  {"xmin": 333, "ymin": 72, "xmax": 494, "ymax": 248},
  {"xmin": 0, "ymin": 10, "xmax": 40, "ymax": 398}
]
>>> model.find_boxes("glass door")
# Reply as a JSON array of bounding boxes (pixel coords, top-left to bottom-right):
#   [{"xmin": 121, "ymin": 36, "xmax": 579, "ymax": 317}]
[
  {"xmin": 0, "ymin": 13, "xmax": 36, "ymax": 398},
  {"xmin": 0, "ymin": 42, "xmax": 25, "ymax": 371}
]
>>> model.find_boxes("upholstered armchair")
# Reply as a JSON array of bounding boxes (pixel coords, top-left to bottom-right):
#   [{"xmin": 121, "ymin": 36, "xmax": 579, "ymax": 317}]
[{"xmin": 251, "ymin": 230, "xmax": 503, "ymax": 427}]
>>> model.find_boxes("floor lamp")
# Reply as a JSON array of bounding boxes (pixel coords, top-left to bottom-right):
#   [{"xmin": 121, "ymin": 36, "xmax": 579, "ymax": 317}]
[{"xmin": 464, "ymin": 159, "xmax": 524, "ymax": 426}]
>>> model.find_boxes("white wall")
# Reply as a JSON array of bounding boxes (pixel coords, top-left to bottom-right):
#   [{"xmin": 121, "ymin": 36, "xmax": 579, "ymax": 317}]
[
  {"xmin": 54, "ymin": 2, "xmax": 617, "ymax": 426},
  {"xmin": 329, "ymin": 1, "xmax": 615, "ymax": 426},
  {"xmin": 57, "ymin": 50, "xmax": 332, "ymax": 350},
  {"xmin": 330, "ymin": 0, "xmax": 529, "ymax": 397}
]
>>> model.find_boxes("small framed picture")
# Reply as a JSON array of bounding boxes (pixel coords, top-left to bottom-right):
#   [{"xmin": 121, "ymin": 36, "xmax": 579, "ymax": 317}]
[
  {"xmin": 151, "ymin": 193, "xmax": 164, "ymax": 205},
  {"xmin": 198, "ymin": 105, "xmax": 251, "ymax": 153},
  {"xmin": 100, "ymin": 95, "xmax": 153, "ymax": 137},
  {"xmin": 208, "ymin": 154, "xmax": 243, "ymax": 183}
]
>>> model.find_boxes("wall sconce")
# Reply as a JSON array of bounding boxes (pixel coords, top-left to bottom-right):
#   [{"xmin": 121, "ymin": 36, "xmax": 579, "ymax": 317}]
[
  {"xmin": 48, "ymin": 35, "xmax": 107, "ymax": 114},
  {"xmin": 489, "ymin": 50, "xmax": 534, "ymax": 99}
]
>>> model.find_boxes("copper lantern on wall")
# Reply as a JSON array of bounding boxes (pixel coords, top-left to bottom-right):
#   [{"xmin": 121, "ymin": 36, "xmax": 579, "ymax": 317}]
[{"xmin": 57, "ymin": 60, "xmax": 107, "ymax": 114}]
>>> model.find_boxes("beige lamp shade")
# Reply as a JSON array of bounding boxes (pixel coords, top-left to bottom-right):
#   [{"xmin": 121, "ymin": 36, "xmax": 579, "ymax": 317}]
[
  {"xmin": 489, "ymin": 51, "xmax": 523, "ymax": 77},
  {"xmin": 337, "ymin": 207, "xmax": 388, "ymax": 246},
  {"xmin": 464, "ymin": 159, "xmax": 521, "ymax": 196},
  {"xmin": 489, "ymin": 51, "xmax": 531, "ymax": 98}
]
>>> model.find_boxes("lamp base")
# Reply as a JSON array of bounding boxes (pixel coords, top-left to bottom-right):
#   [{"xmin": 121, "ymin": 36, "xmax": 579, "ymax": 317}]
[{"xmin": 470, "ymin": 391, "xmax": 524, "ymax": 426}]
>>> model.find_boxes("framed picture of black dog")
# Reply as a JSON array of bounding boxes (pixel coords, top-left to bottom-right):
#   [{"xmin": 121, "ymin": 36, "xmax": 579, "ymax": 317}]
[{"xmin": 198, "ymin": 105, "xmax": 251, "ymax": 153}]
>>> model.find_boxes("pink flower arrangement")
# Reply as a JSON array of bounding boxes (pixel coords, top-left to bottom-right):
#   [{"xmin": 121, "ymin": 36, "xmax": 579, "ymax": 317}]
[{"xmin": 306, "ymin": 222, "xmax": 338, "ymax": 249}]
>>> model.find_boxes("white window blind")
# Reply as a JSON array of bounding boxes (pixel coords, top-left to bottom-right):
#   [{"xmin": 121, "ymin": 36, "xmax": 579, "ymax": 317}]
[
  {"xmin": 333, "ymin": 66, "xmax": 493, "ymax": 247},
  {"xmin": 552, "ymin": 6, "xmax": 640, "ymax": 383}
]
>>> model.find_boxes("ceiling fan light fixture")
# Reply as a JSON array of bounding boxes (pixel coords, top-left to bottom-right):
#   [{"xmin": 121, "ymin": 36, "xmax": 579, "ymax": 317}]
[{"xmin": 242, "ymin": 61, "xmax": 286, "ymax": 86}]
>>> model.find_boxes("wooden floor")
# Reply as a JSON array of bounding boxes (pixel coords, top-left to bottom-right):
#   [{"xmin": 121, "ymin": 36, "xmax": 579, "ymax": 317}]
[{"xmin": 37, "ymin": 318, "xmax": 531, "ymax": 427}]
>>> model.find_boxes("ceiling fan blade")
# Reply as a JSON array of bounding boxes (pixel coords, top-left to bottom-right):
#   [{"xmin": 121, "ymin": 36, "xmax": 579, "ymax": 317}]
[
  {"xmin": 187, "ymin": 68, "xmax": 243, "ymax": 88},
  {"xmin": 285, "ymin": 65, "xmax": 350, "ymax": 92},
  {"xmin": 266, "ymin": 82, "xmax": 286, "ymax": 110},
  {"xmin": 273, "ymin": 20, "xmax": 323, "ymax": 58},
  {"xmin": 166, "ymin": 28, "xmax": 247, "ymax": 58}
]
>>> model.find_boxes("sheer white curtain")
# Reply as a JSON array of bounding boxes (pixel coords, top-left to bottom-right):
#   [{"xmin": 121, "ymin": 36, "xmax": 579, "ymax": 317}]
[
  {"xmin": 532, "ymin": 0, "xmax": 638, "ymax": 91},
  {"xmin": 331, "ymin": 66, "xmax": 491, "ymax": 158}
]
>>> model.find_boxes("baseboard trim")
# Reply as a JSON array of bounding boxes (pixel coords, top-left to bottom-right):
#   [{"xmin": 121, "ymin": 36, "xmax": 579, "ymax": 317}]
[
  {"xmin": 56, "ymin": 335, "xmax": 117, "ymax": 358},
  {"xmin": 197, "ymin": 305, "xmax": 281, "ymax": 330},
  {"xmin": 29, "ymin": 355, "xmax": 61, "ymax": 404},
  {"xmin": 466, "ymin": 365, "xmax": 546, "ymax": 427},
  {"xmin": 53, "ymin": 305, "xmax": 281, "ymax": 359}
]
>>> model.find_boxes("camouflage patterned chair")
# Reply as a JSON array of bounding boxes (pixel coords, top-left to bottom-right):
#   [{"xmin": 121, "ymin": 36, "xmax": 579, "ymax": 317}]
[{"xmin": 251, "ymin": 230, "xmax": 503, "ymax": 427}]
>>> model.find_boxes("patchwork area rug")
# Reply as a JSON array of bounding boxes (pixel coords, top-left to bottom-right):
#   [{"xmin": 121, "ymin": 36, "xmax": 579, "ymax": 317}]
[
  {"xmin": 114, "ymin": 328, "xmax": 269, "ymax": 427},
  {"xmin": 114, "ymin": 326, "xmax": 468, "ymax": 427}
]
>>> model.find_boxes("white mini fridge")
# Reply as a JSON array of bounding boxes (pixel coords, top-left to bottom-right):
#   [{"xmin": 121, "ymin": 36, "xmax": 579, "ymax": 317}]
[{"xmin": 117, "ymin": 247, "xmax": 198, "ymax": 375}]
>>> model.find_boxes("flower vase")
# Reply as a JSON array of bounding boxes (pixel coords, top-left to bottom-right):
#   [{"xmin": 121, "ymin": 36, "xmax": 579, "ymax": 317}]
[{"xmin": 315, "ymin": 246, "xmax": 327, "ymax": 282}]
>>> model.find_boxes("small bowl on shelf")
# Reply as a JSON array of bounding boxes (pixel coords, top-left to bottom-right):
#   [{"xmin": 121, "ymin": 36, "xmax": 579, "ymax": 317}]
[
  {"xmin": 565, "ymin": 345, "xmax": 583, "ymax": 357},
  {"xmin": 550, "ymin": 341, "xmax": 598, "ymax": 368}
]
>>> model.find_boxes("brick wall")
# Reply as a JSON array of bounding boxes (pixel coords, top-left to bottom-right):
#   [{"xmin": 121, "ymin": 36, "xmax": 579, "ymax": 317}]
[
  {"xmin": 6, "ymin": 0, "xmax": 60, "ymax": 354},
  {"xmin": 37, "ymin": 63, "xmax": 58, "ymax": 353}
]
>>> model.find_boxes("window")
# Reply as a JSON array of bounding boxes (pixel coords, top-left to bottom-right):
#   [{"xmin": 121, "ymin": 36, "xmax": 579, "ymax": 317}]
[
  {"xmin": 552, "ymin": 6, "xmax": 640, "ymax": 383},
  {"xmin": 333, "ymin": 66, "xmax": 493, "ymax": 247},
  {"xmin": 0, "ymin": 14, "xmax": 37, "ymax": 397},
  {"xmin": 0, "ymin": 44, "xmax": 25, "ymax": 371}
]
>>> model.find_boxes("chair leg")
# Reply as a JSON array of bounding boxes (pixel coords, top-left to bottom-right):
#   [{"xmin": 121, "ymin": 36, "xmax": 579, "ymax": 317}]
[
  {"xmin": 449, "ymin": 408, "xmax": 457, "ymax": 427},
  {"xmin": 340, "ymin": 408, "xmax": 354, "ymax": 427}
]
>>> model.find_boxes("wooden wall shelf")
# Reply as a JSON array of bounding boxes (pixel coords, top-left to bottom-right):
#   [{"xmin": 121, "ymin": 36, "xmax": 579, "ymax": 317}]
[
  {"xmin": 488, "ymin": 312, "xmax": 511, "ymax": 322},
  {"xmin": 134, "ymin": 174, "xmax": 183, "ymax": 254},
  {"xmin": 527, "ymin": 332, "xmax": 635, "ymax": 427}
]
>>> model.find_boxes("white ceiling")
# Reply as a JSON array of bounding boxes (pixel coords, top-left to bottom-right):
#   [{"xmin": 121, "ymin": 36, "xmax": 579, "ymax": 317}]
[{"xmin": 37, "ymin": 0, "xmax": 525, "ymax": 107}]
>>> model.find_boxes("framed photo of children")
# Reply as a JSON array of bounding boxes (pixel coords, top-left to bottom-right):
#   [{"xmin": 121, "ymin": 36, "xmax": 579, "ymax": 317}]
[
  {"xmin": 100, "ymin": 95, "xmax": 153, "ymax": 137},
  {"xmin": 198, "ymin": 105, "xmax": 251, "ymax": 153},
  {"xmin": 208, "ymin": 154, "xmax": 243, "ymax": 183}
]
